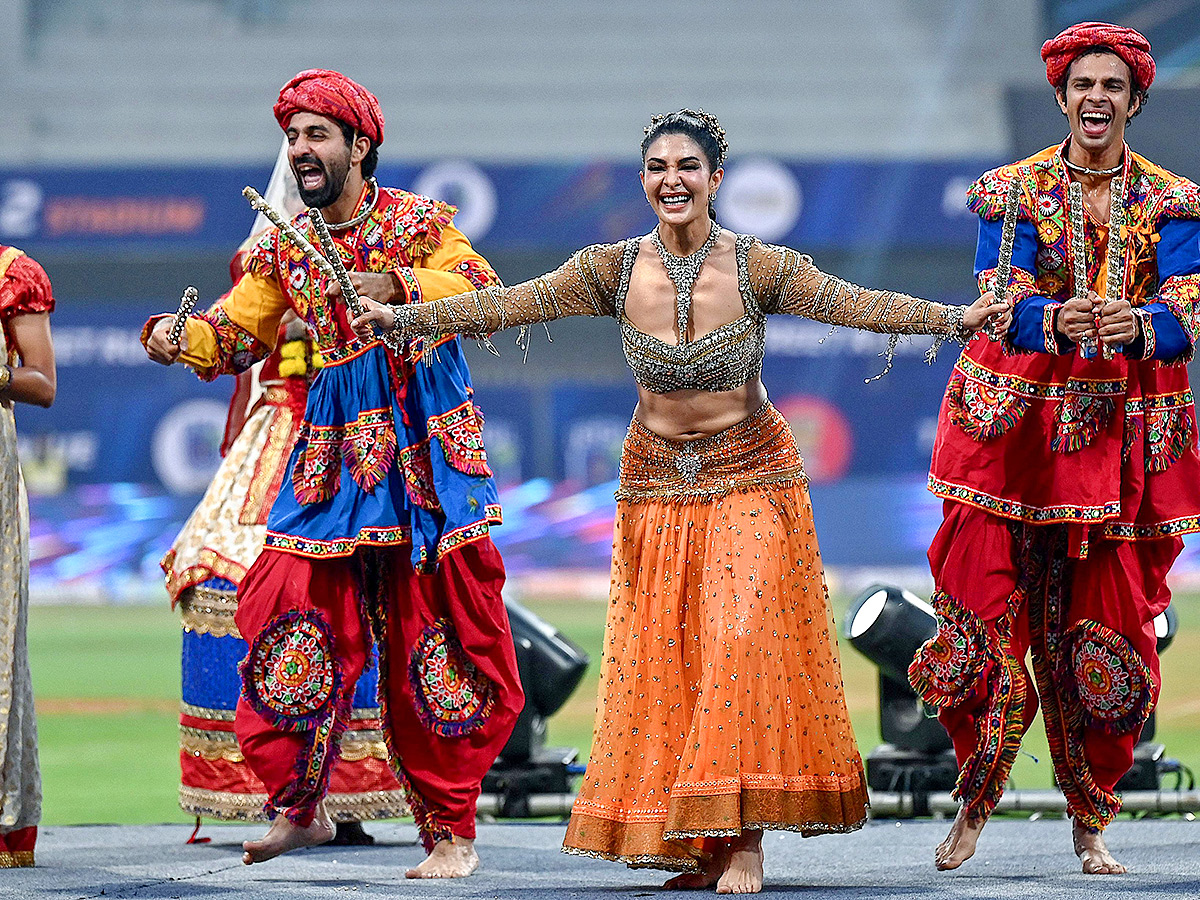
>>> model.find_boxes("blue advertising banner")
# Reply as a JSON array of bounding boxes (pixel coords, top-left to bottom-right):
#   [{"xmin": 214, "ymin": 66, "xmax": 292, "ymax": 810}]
[
  {"xmin": 14, "ymin": 305, "xmax": 961, "ymax": 493},
  {"xmin": 0, "ymin": 157, "xmax": 1000, "ymax": 254}
]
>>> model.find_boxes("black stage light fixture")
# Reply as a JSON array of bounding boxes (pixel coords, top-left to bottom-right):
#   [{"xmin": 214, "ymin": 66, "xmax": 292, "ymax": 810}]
[
  {"xmin": 483, "ymin": 599, "xmax": 591, "ymax": 816},
  {"xmin": 845, "ymin": 584, "xmax": 953, "ymax": 754},
  {"xmin": 1117, "ymin": 603, "xmax": 1186, "ymax": 793},
  {"xmin": 499, "ymin": 600, "xmax": 591, "ymax": 762},
  {"xmin": 844, "ymin": 584, "xmax": 956, "ymax": 813}
]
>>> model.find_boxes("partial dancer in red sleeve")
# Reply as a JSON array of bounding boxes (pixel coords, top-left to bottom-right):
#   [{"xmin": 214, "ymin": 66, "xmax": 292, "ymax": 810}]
[
  {"xmin": 0, "ymin": 246, "xmax": 56, "ymax": 868},
  {"xmin": 914, "ymin": 22, "xmax": 1200, "ymax": 875}
]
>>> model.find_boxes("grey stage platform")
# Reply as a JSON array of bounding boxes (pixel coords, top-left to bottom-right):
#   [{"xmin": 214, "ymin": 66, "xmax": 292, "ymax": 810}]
[{"xmin": 7, "ymin": 819, "xmax": 1198, "ymax": 899}]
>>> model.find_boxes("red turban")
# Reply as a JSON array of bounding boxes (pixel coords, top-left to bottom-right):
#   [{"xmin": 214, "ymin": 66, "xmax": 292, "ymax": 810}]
[
  {"xmin": 273, "ymin": 69, "xmax": 384, "ymax": 146},
  {"xmin": 1042, "ymin": 22, "xmax": 1155, "ymax": 91}
]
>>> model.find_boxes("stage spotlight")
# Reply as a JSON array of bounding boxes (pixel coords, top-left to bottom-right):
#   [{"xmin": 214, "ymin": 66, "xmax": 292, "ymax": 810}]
[
  {"xmin": 483, "ymin": 599, "xmax": 591, "ymax": 816},
  {"xmin": 844, "ymin": 584, "xmax": 956, "ymax": 812},
  {"xmin": 1154, "ymin": 603, "xmax": 1177, "ymax": 654},
  {"xmin": 845, "ymin": 584, "xmax": 952, "ymax": 755},
  {"xmin": 847, "ymin": 585, "xmax": 937, "ymax": 683},
  {"xmin": 505, "ymin": 600, "xmax": 591, "ymax": 725}
]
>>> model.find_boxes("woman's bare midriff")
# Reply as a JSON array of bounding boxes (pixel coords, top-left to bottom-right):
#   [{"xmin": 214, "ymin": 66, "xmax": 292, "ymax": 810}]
[{"xmin": 633, "ymin": 377, "xmax": 769, "ymax": 441}]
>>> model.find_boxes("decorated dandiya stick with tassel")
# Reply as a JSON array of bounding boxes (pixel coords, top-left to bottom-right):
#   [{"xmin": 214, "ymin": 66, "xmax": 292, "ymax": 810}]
[
  {"xmin": 310, "ymin": 208, "xmax": 384, "ymax": 340},
  {"xmin": 242, "ymin": 186, "xmax": 380, "ymax": 338},
  {"xmin": 309, "ymin": 208, "xmax": 367, "ymax": 321},
  {"xmin": 990, "ymin": 177, "xmax": 1022, "ymax": 342},
  {"xmin": 1101, "ymin": 173, "xmax": 1127, "ymax": 361},
  {"xmin": 167, "ymin": 286, "xmax": 198, "ymax": 344},
  {"xmin": 242, "ymin": 186, "xmax": 339, "ymax": 282},
  {"xmin": 1067, "ymin": 180, "xmax": 1099, "ymax": 359}
]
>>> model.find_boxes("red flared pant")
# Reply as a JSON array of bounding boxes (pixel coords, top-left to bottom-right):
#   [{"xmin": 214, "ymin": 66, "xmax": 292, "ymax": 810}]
[
  {"xmin": 915, "ymin": 502, "xmax": 1176, "ymax": 830},
  {"xmin": 233, "ymin": 538, "xmax": 522, "ymax": 848}
]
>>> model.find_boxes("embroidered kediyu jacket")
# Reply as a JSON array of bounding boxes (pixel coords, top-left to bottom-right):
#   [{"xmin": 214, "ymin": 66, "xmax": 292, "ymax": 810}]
[
  {"xmin": 144, "ymin": 186, "xmax": 502, "ymax": 571},
  {"xmin": 930, "ymin": 140, "xmax": 1200, "ymax": 553}
]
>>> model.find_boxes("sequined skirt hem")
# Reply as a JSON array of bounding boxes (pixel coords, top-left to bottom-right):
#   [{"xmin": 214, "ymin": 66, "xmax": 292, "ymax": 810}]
[
  {"xmin": 560, "ymin": 844, "xmax": 698, "ymax": 873},
  {"xmin": 563, "ymin": 784, "xmax": 869, "ymax": 871}
]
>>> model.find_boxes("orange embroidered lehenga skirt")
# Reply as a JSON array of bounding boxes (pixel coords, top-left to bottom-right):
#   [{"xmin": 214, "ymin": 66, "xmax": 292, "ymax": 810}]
[{"xmin": 562, "ymin": 402, "xmax": 868, "ymax": 872}]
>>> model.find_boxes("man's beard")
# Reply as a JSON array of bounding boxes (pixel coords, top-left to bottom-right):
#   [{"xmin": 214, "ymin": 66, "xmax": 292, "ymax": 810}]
[{"xmin": 293, "ymin": 154, "xmax": 351, "ymax": 209}]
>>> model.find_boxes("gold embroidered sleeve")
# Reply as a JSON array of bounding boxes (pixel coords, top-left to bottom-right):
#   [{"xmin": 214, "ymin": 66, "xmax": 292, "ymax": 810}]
[
  {"xmin": 394, "ymin": 242, "xmax": 623, "ymax": 337},
  {"xmin": 750, "ymin": 241, "xmax": 966, "ymax": 337}
]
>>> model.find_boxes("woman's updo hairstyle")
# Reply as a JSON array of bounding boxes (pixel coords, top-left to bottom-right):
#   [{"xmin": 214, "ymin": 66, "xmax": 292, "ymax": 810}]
[{"xmin": 641, "ymin": 109, "xmax": 729, "ymax": 219}]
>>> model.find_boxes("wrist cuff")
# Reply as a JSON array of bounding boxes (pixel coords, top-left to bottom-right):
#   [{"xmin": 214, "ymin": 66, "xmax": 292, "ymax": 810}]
[{"xmin": 391, "ymin": 267, "xmax": 422, "ymax": 305}]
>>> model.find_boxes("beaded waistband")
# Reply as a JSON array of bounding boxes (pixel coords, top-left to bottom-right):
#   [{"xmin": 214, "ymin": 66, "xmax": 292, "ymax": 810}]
[{"xmin": 616, "ymin": 401, "xmax": 807, "ymax": 500}]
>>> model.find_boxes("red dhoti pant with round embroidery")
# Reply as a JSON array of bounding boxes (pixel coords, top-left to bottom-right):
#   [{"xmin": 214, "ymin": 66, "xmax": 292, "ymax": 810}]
[
  {"xmin": 910, "ymin": 502, "xmax": 1175, "ymax": 830},
  {"xmin": 232, "ymin": 538, "xmax": 522, "ymax": 848}
]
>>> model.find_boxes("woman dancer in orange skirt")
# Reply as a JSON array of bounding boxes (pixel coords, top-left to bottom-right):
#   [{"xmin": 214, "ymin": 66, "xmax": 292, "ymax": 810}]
[{"xmin": 352, "ymin": 110, "xmax": 1009, "ymax": 893}]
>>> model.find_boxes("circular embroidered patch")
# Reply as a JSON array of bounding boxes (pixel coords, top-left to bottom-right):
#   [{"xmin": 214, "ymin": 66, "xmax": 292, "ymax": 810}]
[
  {"xmin": 1065, "ymin": 620, "xmax": 1154, "ymax": 734},
  {"xmin": 1036, "ymin": 192, "xmax": 1062, "ymax": 220},
  {"xmin": 909, "ymin": 594, "xmax": 992, "ymax": 709},
  {"xmin": 242, "ymin": 610, "xmax": 338, "ymax": 732},
  {"xmin": 409, "ymin": 619, "xmax": 495, "ymax": 737}
]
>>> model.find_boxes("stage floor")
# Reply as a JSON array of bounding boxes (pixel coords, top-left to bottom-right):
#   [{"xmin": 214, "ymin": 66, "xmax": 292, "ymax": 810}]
[{"xmin": 9, "ymin": 818, "xmax": 1199, "ymax": 898}]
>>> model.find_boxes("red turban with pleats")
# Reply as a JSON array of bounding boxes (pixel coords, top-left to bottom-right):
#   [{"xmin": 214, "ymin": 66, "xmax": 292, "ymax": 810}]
[
  {"xmin": 273, "ymin": 69, "xmax": 385, "ymax": 145},
  {"xmin": 1042, "ymin": 22, "xmax": 1155, "ymax": 91}
]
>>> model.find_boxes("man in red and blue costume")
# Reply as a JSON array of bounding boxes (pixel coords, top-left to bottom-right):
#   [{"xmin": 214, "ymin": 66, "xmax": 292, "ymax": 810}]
[
  {"xmin": 912, "ymin": 23, "xmax": 1200, "ymax": 874},
  {"xmin": 144, "ymin": 69, "xmax": 522, "ymax": 878}
]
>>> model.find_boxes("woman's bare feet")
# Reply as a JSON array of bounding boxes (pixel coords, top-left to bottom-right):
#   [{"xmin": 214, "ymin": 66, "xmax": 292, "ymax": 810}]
[
  {"xmin": 935, "ymin": 805, "xmax": 987, "ymax": 870},
  {"xmin": 664, "ymin": 853, "xmax": 724, "ymax": 890},
  {"xmin": 1073, "ymin": 821, "xmax": 1127, "ymax": 874},
  {"xmin": 241, "ymin": 802, "xmax": 334, "ymax": 864},
  {"xmin": 716, "ymin": 830, "xmax": 763, "ymax": 894},
  {"xmin": 405, "ymin": 836, "xmax": 480, "ymax": 878}
]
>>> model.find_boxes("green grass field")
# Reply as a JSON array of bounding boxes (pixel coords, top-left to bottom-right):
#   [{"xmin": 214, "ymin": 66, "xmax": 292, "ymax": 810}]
[{"xmin": 26, "ymin": 591, "xmax": 1200, "ymax": 825}]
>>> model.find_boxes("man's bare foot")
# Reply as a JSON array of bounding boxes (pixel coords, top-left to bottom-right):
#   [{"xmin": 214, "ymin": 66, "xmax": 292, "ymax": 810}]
[
  {"xmin": 1073, "ymin": 821, "xmax": 1127, "ymax": 874},
  {"xmin": 241, "ymin": 803, "xmax": 334, "ymax": 865},
  {"xmin": 935, "ymin": 805, "xmax": 987, "ymax": 870},
  {"xmin": 405, "ymin": 836, "xmax": 479, "ymax": 878},
  {"xmin": 716, "ymin": 830, "xmax": 763, "ymax": 894}
]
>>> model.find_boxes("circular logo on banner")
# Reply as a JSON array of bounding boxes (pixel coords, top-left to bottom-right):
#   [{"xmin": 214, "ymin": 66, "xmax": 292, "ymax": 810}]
[
  {"xmin": 413, "ymin": 161, "xmax": 497, "ymax": 241},
  {"xmin": 715, "ymin": 158, "xmax": 802, "ymax": 242},
  {"xmin": 774, "ymin": 394, "xmax": 853, "ymax": 484},
  {"xmin": 151, "ymin": 399, "xmax": 227, "ymax": 495}
]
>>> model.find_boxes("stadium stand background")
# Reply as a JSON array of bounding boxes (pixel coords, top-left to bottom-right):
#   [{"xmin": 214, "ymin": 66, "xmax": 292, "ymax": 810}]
[{"xmin": 5, "ymin": 0, "xmax": 1200, "ymax": 595}]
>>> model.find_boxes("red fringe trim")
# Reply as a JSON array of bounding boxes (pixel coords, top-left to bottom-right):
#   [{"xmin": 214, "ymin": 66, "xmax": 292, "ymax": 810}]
[
  {"xmin": 946, "ymin": 370, "xmax": 1030, "ymax": 442},
  {"xmin": 1052, "ymin": 395, "xmax": 1115, "ymax": 454},
  {"xmin": 1146, "ymin": 406, "xmax": 1195, "ymax": 473},
  {"xmin": 342, "ymin": 409, "xmax": 398, "ymax": 493}
]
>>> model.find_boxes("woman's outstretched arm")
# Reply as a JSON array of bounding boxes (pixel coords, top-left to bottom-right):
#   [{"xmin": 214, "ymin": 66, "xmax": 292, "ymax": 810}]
[
  {"xmin": 749, "ymin": 241, "xmax": 1008, "ymax": 337},
  {"xmin": 352, "ymin": 242, "xmax": 625, "ymax": 340}
]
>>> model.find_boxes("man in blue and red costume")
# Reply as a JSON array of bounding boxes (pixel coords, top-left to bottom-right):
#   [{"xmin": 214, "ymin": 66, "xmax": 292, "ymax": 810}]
[
  {"xmin": 144, "ymin": 69, "xmax": 522, "ymax": 878},
  {"xmin": 911, "ymin": 23, "xmax": 1200, "ymax": 875}
]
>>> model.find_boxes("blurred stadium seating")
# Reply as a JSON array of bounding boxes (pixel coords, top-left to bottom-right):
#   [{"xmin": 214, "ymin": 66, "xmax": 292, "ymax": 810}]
[
  {"xmin": 6, "ymin": 0, "xmax": 1038, "ymax": 162},
  {"xmin": 5, "ymin": 0, "xmax": 1200, "ymax": 600}
]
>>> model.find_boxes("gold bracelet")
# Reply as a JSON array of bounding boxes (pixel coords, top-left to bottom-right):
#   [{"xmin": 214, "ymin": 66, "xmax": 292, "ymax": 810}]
[{"xmin": 0, "ymin": 364, "xmax": 12, "ymax": 392}]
